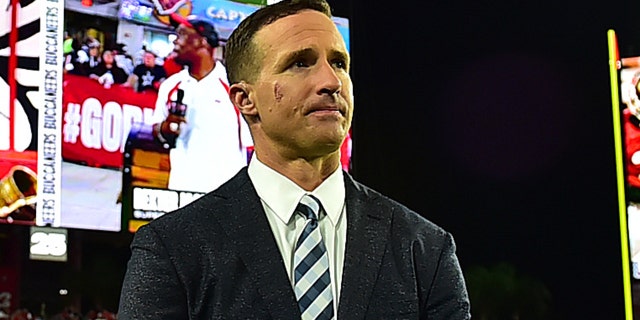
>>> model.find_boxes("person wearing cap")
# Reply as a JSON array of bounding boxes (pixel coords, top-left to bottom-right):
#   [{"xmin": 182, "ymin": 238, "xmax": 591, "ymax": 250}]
[
  {"xmin": 83, "ymin": 40, "xmax": 102, "ymax": 69},
  {"xmin": 119, "ymin": 1, "xmax": 470, "ymax": 319},
  {"xmin": 149, "ymin": 14, "xmax": 253, "ymax": 193}
]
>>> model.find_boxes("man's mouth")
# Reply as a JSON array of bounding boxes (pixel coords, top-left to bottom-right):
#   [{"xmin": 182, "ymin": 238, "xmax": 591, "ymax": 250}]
[{"xmin": 307, "ymin": 104, "xmax": 344, "ymax": 116}]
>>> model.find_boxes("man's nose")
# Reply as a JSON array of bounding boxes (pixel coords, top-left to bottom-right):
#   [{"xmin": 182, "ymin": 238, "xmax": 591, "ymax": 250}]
[{"xmin": 316, "ymin": 60, "xmax": 342, "ymax": 95}]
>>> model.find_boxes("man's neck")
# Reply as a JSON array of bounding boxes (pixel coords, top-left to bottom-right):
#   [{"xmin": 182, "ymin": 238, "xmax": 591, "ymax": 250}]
[
  {"xmin": 189, "ymin": 57, "xmax": 216, "ymax": 81},
  {"xmin": 254, "ymin": 151, "xmax": 341, "ymax": 191}
]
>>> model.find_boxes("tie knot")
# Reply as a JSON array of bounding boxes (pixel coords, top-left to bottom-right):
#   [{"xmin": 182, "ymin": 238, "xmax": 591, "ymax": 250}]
[{"xmin": 296, "ymin": 194, "xmax": 321, "ymax": 221}]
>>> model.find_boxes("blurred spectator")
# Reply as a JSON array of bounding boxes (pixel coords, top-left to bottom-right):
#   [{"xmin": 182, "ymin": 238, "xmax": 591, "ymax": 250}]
[
  {"xmin": 112, "ymin": 43, "xmax": 134, "ymax": 75},
  {"xmin": 85, "ymin": 309, "xmax": 115, "ymax": 320},
  {"xmin": 82, "ymin": 41, "xmax": 102, "ymax": 70},
  {"xmin": 9, "ymin": 309, "xmax": 32, "ymax": 320},
  {"xmin": 78, "ymin": 37, "xmax": 101, "ymax": 65},
  {"xmin": 124, "ymin": 50, "xmax": 167, "ymax": 92},
  {"xmin": 65, "ymin": 39, "xmax": 101, "ymax": 76},
  {"xmin": 63, "ymin": 31, "xmax": 74, "ymax": 55},
  {"xmin": 134, "ymin": 43, "xmax": 149, "ymax": 66},
  {"xmin": 88, "ymin": 50, "xmax": 128, "ymax": 88},
  {"xmin": 49, "ymin": 306, "xmax": 80, "ymax": 320},
  {"xmin": 63, "ymin": 34, "xmax": 93, "ymax": 76}
]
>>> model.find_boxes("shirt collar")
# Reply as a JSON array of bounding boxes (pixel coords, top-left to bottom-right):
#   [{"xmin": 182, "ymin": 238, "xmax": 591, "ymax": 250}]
[
  {"xmin": 248, "ymin": 155, "xmax": 345, "ymax": 226},
  {"xmin": 183, "ymin": 62, "xmax": 226, "ymax": 83}
]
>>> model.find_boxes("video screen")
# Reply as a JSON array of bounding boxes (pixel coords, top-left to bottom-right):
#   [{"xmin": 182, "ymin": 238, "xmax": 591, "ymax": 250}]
[
  {"xmin": 1, "ymin": 0, "xmax": 352, "ymax": 233},
  {"xmin": 608, "ymin": 29, "xmax": 640, "ymax": 318}
]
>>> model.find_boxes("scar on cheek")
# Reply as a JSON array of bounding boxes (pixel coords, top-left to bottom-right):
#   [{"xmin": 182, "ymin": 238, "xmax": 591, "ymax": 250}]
[{"xmin": 274, "ymin": 83, "xmax": 283, "ymax": 102}]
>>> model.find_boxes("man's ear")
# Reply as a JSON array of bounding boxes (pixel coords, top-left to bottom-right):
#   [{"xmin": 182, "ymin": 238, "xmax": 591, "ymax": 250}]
[
  {"xmin": 230, "ymin": 82, "xmax": 258, "ymax": 118},
  {"xmin": 199, "ymin": 36, "xmax": 211, "ymax": 50}
]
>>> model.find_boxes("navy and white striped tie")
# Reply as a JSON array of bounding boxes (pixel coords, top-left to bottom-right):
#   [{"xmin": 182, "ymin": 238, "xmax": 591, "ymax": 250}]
[{"xmin": 293, "ymin": 194, "xmax": 334, "ymax": 320}]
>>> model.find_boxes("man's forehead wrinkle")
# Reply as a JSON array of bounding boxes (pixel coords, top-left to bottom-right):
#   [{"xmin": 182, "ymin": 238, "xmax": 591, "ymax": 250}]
[{"xmin": 270, "ymin": 25, "xmax": 330, "ymax": 41}]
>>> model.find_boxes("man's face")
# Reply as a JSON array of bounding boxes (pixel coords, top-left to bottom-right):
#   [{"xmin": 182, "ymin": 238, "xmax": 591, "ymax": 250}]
[
  {"xmin": 173, "ymin": 24, "xmax": 203, "ymax": 64},
  {"xmin": 102, "ymin": 50, "xmax": 114, "ymax": 64},
  {"xmin": 143, "ymin": 52, "xmax": 156, "ymax": 67},
  {"xmin": 249, "ymin": 10, "xmax": 353, "ymax": 159},
  {"xmin": 89, "ymin": 47, "xmax": 99, "ymax": 57}
]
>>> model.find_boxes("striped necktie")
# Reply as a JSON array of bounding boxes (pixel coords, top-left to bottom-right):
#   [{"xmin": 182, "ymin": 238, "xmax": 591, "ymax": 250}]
[{"xmin": 293, "ymin": 194, "xmax": 334, "ymax": 320}]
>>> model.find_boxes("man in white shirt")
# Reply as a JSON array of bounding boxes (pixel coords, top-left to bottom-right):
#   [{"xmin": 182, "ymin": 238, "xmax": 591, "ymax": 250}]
[
  {"xmin": 119, "ymin": 1, "xmax": 470, "ymax": 319},
  {"xmin": 151, "ymin": 15, "xmax": 252, "ymax": 193}
]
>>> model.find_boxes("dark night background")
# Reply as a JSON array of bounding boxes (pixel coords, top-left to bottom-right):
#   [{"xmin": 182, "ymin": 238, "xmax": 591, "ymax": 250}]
[
  {"xmin": 329, "ymin": 0, "xmax": 633, "ymax": 318},
  {"xmin": 4, "ymin": 0, "xmax": 638, "ymax": 318}
]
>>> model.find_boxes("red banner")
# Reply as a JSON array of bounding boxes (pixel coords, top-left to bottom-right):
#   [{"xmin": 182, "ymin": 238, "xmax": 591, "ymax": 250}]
[
  {"xmin": 61, "ymin": 74, "xmax": 353, "ymax": 170},
  {"xmin": 61, "ymin": 74, "xmax": 158, "ymax": 168}
]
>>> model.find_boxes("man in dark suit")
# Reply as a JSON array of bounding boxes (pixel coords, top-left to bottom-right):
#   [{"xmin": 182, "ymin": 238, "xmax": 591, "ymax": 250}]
[{"xmin": 117, "ymin": 0, "xmax": 471, "ymax": 319}]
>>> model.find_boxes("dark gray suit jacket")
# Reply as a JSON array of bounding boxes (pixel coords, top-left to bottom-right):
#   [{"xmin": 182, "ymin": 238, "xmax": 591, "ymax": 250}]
[{"xmin": 118, "ymin": 168, "xmax": 471, "ymax": 319}]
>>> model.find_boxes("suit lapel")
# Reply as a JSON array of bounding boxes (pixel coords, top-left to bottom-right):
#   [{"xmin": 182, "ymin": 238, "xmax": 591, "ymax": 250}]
[
  {"xmin": 338, "ymin": 173, "xmax": 392, "ymax": 318},
  {"xmin": 213, "ymin": 169, "xmax": 300, "ymax": 319}
]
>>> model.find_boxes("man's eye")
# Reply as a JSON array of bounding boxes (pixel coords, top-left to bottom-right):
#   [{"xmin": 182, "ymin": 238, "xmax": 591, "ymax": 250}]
[
  {"xmin": 333, "ymin": 60, "xmax": 347, "ymax": 70},
  {"xmin": 293, "ymin": 61, "xmax": 309, "ymax": 68}
]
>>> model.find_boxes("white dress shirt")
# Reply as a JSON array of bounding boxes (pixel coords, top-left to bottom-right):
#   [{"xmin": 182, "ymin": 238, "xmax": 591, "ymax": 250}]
[
  {"xmin": 248, "ymin": 156, "xmax": 347, "ymax": 315},
  {"xmin": 151, "ymin": 63, "xmax": 253, "ymax": 193}
]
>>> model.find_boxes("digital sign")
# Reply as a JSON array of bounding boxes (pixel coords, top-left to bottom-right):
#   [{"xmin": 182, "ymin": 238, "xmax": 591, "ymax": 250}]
[
  {"xmin": 609, "ymin": 28, "xmax": 640, "ymax": 319},
  {"xmin": 29, "ymin": 226, "xmax": 68, "ymax": 262},
  {"xmin": 1, "ymin": 0, "xmax": 351, "ymax": 233}
]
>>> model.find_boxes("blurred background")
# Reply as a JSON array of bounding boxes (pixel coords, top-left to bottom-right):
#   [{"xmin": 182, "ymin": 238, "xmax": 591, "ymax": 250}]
[
  {"xmin": 0, "ymin": 0, "xmax": 636, "ymax": 318},
  {"xmin": 342, "ymin": 0, "xmax": 631, "ymax": 318}
]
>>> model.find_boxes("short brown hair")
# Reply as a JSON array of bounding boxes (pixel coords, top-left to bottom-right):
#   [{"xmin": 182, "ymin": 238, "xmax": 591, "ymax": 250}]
[{"xmin": 224, "ymin": 0, "xmax": 332, "ymax": 85}]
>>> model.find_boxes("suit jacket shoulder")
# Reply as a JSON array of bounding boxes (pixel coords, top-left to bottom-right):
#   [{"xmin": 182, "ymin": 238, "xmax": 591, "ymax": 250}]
[
  {"xmin": 346, "ymin": 173, "xmax": 448, "ymax": 235},
  {"xmin": 119, "ymin": 168, "xmax": 301, "ymax": 319},
  {"xmin": 339, "ymin": 172, "xmax": 471, "ymax": 319}
]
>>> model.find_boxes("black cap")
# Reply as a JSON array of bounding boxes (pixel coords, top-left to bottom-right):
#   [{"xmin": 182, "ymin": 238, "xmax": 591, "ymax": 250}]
[{"xmin": 170, "ymin": 14, "xmax": 219, "ymax": 48}]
